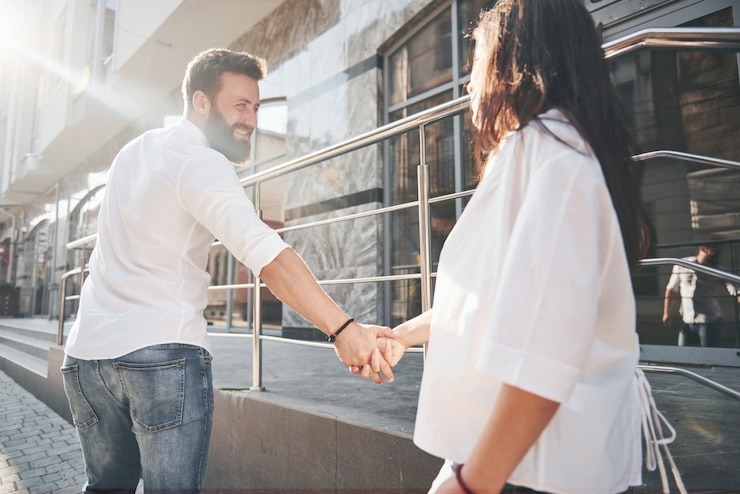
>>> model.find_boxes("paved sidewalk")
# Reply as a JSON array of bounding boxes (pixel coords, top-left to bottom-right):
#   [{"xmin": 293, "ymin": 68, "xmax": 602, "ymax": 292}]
[{"xmin": 0, "ymin": 370, "xmax": 85, "ymax": 494}]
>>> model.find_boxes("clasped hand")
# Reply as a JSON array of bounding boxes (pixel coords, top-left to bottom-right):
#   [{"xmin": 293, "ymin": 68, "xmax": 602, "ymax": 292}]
[
  {"xmin": 347, "ymin": 329, "xmax": 408, "ymax": 384},
  {"xmin": 332, "ymin": 321, "xmax": 400, "ymax": 384}
]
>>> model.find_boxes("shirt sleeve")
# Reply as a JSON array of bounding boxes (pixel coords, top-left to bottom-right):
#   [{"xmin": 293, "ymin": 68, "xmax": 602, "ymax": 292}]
[
  {"xmin": 177, "ymin": 154, "xmax": 289, "ymax": 274},
  {"xmin": 726, "ymin": 282, "xmax": 738, "ymax": 297},
  {"xmin": 476, "ymin": 157, "xmax": 613, "ymax": 404},
  {"xmin": 665, "ymin": 265, "xmax": 681, "ymax": 293}
]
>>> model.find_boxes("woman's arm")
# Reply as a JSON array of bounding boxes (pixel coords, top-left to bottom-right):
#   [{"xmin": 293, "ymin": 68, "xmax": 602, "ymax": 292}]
[
  {"xmin": 442, "ymin": 384, "xmax": 560, "ymax": 493},
  {"xmin": 393, "ymin": 308, "xmax": 433, "ymax": 349}
]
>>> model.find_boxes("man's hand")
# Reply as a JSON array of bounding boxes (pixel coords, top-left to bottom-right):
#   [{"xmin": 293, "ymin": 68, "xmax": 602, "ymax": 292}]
[
  {"xmin": 662, "ymin": 312, "xmax": 672, "ymax": 327},
  {"xmin": 350, "ymin": 333, "xmax": 408, "ymax": 384},
  {"xmin": 333, "ymin": 321, "xmax": 395, "ymax": 383}
]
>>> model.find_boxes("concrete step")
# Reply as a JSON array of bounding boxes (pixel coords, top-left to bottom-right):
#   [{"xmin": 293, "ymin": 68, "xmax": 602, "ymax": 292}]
[
  {"xmin": 0, "ymin": 319, "xmax": 62, "ymax": 343},
  {"xmin": 0, "ymin": 331, "xmax": 53, "ymax": 360},
  {"xmin": 0, "ymin": 343, "xmax": 47, "ymax": 377}
]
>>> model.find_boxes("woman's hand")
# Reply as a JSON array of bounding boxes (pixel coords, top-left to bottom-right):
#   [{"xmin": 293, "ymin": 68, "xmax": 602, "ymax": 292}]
[{"xmin": 350, "ymin": 335, "xmax": 408, "ymax": 384}]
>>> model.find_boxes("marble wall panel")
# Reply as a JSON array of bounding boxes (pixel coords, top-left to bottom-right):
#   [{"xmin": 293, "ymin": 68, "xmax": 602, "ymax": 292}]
[
  {"xmin": 230, "ymin": 0, "xmax": 341, "ymax": 74},
  {"xmin": 238, "ymin": 0, "xmax": 440, "ymax": 328},
  {"xmin": 283, "ymin": 202, "xmax": 384, "ymax": 328},
  {"xmin": 308, "ymin": 30, "xmax": 348, "ymax": 89}
]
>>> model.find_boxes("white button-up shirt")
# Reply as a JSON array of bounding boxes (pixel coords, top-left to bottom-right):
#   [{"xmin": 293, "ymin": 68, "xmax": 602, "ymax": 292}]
[
  {"xmin": 666, "ymin": 256, "xmax": 737, "ymax": 323},
  {"xmin": 414, "ymin": 110, "xmax": 642, "ymax": 494},
  {"xmin": 65, "ymin": 118, "xmax": 288, "ymax": 360}
]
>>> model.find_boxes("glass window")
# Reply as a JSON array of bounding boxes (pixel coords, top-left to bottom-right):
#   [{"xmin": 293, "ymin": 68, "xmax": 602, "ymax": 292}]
[
  {"xmin": 384, "ymin": 0, "xmax": 488, "ymax": 325},
  {"xmin": 608, "ymin": 7, "xmax": 740, "ymax": 350},
  {"xmin": 388, "ymin": 10, "xmax": 452, "ymax": 106}
]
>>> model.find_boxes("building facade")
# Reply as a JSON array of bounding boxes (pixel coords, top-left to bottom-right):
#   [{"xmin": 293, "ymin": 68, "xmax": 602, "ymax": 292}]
[{"xmin": 0, "ymin": 0, "xmax": 738, "ymax": 365}]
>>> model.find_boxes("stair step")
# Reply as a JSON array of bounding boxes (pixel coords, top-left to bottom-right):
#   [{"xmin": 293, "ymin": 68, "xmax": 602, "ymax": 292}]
[
  {"xmin": 0, "ymin": 343, "xmax": 47, "ymax": 377},
  {"xmin": 0, "ymin": 320, "xmax": 65, "ymax": 343},
  {"xmin": 0, "ymin": 332, "xmax": 54, "ymax": 359}
]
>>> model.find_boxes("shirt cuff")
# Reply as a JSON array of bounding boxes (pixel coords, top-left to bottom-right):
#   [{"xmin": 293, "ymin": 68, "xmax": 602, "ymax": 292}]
[{"xmin": 477, "ymin": 340, "xmax": 581, "ymax": 403}]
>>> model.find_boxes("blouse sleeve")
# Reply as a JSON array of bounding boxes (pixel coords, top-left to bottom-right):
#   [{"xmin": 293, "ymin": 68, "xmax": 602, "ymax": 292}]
[
  {"xmin": 476, "ymin": 155, "xmax": 615, "ymax": 404},
  {"xmin": 177, "ymin": 154, "xmax": 289, "ymax": 274}
]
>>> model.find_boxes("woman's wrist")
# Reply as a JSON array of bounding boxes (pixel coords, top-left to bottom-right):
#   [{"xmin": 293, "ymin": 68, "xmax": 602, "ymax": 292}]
[
  {"xmin": 454, "ymin": 464, "xmax": 475, "ymax": 494},
  {"xmin": 390, "ymin": 328, "xmax": 412, "ymax": 350}
]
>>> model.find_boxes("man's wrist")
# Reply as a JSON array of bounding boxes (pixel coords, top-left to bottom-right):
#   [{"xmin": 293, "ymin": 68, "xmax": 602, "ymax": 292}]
[{"xmin": 327, "ymin": 318, "xmax": 354, "ymax": 343}]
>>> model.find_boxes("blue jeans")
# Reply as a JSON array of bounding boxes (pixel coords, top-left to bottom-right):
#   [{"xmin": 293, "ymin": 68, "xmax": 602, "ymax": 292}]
[
  {"xmin": 678, "ymin": 321, "xmax": 721, "ymax": 347},
  {"xmin": 62, "ymin": 344, "xmax": 214, "ymax": 493}
]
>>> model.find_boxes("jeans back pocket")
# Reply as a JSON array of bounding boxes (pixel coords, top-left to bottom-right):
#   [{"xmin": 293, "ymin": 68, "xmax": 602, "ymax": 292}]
[
  {"xmin": 61, "ymin": 364, "xmax": 99, "ymax": 430},
  {"xmin": 113, "ymin": 359, "xmax": 186, "ymax": 433}
]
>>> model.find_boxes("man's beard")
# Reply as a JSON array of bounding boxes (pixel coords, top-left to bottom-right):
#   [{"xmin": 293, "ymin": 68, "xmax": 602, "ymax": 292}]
[{"xmin": 204, "ymin": 108, "xmax": 252, "ymax": 164}]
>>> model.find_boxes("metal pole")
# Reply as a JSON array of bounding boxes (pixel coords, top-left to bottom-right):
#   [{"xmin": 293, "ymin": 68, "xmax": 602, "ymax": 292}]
[
  {"xmin": 225, "ymin": 254, "xmax": 234, "ymax": 331},
  {"xmin": 250, "ymin": 185, "xmax": 264, "ymax": 391},
  {"xmin": 49, "ymin": 184, "xmax": 61, "ymax": 319},
  {"xmin": 417, "ymin": 125, "xmax": 433, "ymax": 312},
  {"xmin": 639, "ymin": 364, "xmax": 740, "ymax": 400},
  {"xmin": 0, "ymin": 209, "xmax": 17, "ymax": 284},
  {"xmin": 56, "ymin": 275, "xmax": 67, "ymax": 345}
]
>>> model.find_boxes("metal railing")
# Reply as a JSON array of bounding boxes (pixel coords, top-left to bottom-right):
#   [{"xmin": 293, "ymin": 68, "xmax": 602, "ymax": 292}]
[{"xmin": 57, "ymin": 28, "xmax": 740, "ymax": 399}]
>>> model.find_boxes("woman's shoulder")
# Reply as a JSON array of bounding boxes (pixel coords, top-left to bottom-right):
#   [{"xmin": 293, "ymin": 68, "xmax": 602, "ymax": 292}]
[
  {"xmin": 512, "ymin": 109, "xmax": 601, "ymax": 178},
  {"xmin": 519, "ymin": 109, "xmax": 591, "ymax": 153}
]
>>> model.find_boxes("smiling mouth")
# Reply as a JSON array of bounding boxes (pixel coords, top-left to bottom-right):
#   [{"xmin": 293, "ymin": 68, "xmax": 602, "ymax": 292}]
[{"xmin": 234, "ymin": 127, "xmax": 252, "ymax": 139}]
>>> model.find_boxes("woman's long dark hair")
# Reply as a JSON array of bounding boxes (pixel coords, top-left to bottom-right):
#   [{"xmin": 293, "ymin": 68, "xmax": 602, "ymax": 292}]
[{"xmin": 472, "ymin": 0, "xmax": 647, "ymax": 268}]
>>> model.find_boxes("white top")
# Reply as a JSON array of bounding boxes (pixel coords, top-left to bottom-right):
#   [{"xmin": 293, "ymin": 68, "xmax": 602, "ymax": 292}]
[
  {"xmin": 65, "ymin": 118, "xmax": 289, "ymax": 359},
  {"xmin": 665, "ymin": 256, "xmax": 737, "ymax": 323},
  {"xmin": 414, "ymin": 110, "xmax": 642, "ymax": 494}
]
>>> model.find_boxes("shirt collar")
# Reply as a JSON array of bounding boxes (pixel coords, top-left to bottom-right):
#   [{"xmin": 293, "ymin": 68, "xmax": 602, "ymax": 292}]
[{"xmin": 176, "ymin": 117, "xmax": 210, "ymax": 148}]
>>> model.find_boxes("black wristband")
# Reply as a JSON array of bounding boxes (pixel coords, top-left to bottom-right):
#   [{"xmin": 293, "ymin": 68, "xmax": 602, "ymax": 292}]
[
  {"xmin": 327, "ymin": 318, "xmax": 354, "ymax": 343},
  {"xmin": 454, "ymin": 464, "xmax": 475, "ymax": 494}
]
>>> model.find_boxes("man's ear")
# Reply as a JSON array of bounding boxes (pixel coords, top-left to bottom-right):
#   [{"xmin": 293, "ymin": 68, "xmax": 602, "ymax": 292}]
[{"xmin": 192, "ymin": 90, "xmax": 210, "ymax": 116}]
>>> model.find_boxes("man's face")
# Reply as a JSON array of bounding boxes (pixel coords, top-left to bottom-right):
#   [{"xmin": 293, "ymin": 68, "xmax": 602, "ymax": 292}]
[
  {"xmin": 204, "ymin": 72, "xmax": 260, "ymax": 163},
  {"xmin": 700, "ymin": 245, "xmax": 720, "ymax": 266}
]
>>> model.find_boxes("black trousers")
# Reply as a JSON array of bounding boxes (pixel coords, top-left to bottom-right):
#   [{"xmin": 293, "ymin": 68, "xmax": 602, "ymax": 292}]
[{"xmin": 503, "ymin": 485, "xmax": 635, "ymax": 493}]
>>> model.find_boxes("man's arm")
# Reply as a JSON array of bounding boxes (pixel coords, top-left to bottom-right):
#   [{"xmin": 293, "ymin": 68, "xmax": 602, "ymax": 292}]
[
  {"xmin": 662, "ymin": 288, "xmax": 677, "ymax": 327},
  {"xmin": 258, "ymin": 248, "xmax": 393, "ymax": 380}
]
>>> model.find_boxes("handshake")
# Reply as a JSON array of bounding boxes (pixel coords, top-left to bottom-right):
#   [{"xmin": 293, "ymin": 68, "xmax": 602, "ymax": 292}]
[{"xmin": 332, "ymin": 310, "xmax": 431, "ymax": 385}]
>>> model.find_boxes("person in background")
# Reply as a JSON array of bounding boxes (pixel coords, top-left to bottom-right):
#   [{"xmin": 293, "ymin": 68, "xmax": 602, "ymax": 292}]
[
  {"xmin": 62, "ymin": 48, "xmax": 393, "ymax": 493},
  {"xmin": 662, "ymin": 243, "xmax": 740, "ymax": 347},
  {"xmin": 357, "ymin": 0, "xmax": 663, "ymax": 492}
]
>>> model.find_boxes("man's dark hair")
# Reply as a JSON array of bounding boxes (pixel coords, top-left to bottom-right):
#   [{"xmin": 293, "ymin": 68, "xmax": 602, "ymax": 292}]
[
  {"xmin": 182, "ymin": 48, "xmax": 267, "ymax": 111},
  {"xmin": 471, "ymin": 0, "xmax": 647, "ymax": 268}
]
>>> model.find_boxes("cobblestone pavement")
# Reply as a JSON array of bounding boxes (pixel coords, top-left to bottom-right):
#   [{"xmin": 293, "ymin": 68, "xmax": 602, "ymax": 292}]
[{"xmin": 0, "ymin": 370, "xmax": 85, "ymax": 494}]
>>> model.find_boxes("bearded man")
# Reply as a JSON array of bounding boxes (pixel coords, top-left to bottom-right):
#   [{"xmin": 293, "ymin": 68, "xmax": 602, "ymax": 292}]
[{"xmin": 62, "ymin": 48, "xmax": 392, "ymax": 493}]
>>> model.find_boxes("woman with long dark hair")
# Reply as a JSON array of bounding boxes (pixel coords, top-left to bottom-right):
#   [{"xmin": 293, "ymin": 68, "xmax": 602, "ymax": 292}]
[{"xmin": 355, "ymin": 1, "xmax": 680, "ymax": 492}]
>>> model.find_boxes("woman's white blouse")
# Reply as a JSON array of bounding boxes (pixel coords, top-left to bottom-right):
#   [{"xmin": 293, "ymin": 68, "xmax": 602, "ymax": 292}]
[{"xmin": 414, "ymin": 109, "xmax": 642, "ymax": 494}]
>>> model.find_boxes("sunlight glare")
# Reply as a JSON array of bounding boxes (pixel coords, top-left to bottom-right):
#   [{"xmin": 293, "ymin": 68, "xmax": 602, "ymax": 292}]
[{"xmin": 0, "ymin": 1, "xmax": 25, "ymax": 61}]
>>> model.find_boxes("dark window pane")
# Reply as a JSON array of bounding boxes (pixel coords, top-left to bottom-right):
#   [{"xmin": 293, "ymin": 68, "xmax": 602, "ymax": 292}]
[{"xmin": 389, "ymin": 10, "xmax": 452, "ymax": 105}]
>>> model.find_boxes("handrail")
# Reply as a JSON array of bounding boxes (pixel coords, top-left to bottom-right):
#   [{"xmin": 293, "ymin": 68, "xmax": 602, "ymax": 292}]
[
  {"xmin": 57, "ymin": 27, "xmax": 740, "ymax": 398},
  {"xmin": 66, "ymin": 233, "xmax": 97, "ymax": 250},
  {"xmin": 639, "ymin": 365, "xmax": 740, "ymax": 400},
  {"xmin": 56, "ymin": 267, "xmax": 84, "ymax": 345},
  {"xmin": 238, "ymin": 97, "xmax": 471, "ymax": 188},
  {"xmin": 632, "ymin": 150, "xmax": 740, "ymax": 171},
  {"xmin": 603, "ymin": 27, "xmax": 740, "ymax": 59},
  {"xmin": 639, "ymin": 258, "xmax": 740, "ymax": 285}
]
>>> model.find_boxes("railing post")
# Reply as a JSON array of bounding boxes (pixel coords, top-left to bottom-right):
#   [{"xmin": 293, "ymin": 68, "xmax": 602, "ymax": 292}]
[
  {"xmin": 56, "ymin": 275, "xmax": 68, "ymax": 345},
  {"xmin": 226, "ymin": 255, "xmax": 234, "ymax": 331},
  {"xmin": 78, "ymin": 250, "xmax": 86, "ymax": 296},
  {"xmin": 417, "ymin": 124, "xmax": 433, "ymax": 312},
  {"xmin": 251, "ymin": 185, "xmax": 265, "ymax": 391}
]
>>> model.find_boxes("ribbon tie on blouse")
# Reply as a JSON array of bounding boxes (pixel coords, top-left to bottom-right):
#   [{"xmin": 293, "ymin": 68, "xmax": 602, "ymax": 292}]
[{"xmin": 636, "ymin": 368, "xmax": 687, "ymax": 494}]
